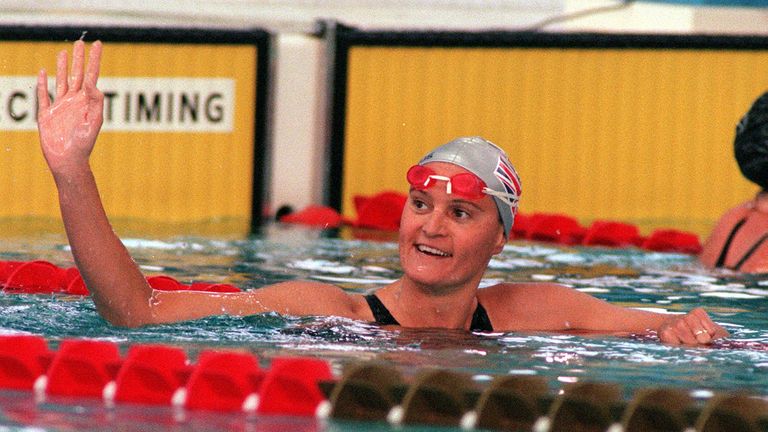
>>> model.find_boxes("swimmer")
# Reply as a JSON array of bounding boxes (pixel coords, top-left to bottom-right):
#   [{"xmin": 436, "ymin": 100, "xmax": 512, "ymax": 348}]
[
  {"xmin": 37, "ymin": 41, "xmax": 728, "ymax": 346},
  {"xmin": 700, "ymin": 92, "xmax": 768, "ymax": 273}
]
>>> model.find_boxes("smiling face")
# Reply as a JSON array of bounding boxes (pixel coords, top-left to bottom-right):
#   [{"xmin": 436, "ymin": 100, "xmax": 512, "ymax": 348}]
[{"xmin": 398, "ymin": 162, "xmax": 506, "ymax": 294}]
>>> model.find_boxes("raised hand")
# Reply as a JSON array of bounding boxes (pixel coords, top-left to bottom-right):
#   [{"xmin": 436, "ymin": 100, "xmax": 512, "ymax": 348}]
[{"xmin": 37, "ymin": 40, "xmax": 104, "ymax": 176}]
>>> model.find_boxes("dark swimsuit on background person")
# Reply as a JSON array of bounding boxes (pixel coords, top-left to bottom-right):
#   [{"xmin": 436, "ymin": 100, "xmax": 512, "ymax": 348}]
[
  {"xmin": 364, "ymin": 294, "xmax": 494, "ymax": 332},
  {"xmin": 715, "ymin": 216, "xmax": 768, "ymax": 271}
]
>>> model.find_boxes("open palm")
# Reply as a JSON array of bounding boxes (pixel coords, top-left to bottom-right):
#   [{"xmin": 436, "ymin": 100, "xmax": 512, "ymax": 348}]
[{"xmin": 37, "ymin": 41, "xmax": 104, "ymax": 174}]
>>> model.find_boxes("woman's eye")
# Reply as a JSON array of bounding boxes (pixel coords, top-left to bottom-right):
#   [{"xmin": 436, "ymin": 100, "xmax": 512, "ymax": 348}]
[
  {"xmin": 412, "ymin": 199, "xmax": 428, "ymax": 209},
  {"xmin": 453, "ymin": 208, "xmax": 470, "ymax": 219}
]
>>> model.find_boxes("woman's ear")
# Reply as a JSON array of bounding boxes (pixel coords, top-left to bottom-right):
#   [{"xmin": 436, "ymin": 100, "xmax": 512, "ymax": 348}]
[{"xmin": 492, "ymin": 225, "xmax": 506, "ymax": 255}]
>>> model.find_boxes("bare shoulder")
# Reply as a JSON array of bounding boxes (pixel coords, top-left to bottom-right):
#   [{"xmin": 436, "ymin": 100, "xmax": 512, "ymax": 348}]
[
  {"xmin": 478, "ymin": 281, "xmax": 566, "ymax": 301},
  {"xmin": 700, "ymin": 201, "xmax": 754, "ymax": 265},
  {"xmin": 249, "ymin": 280, "xmax": 372, "ymax": 318},
  {"xmin": 478, "ymin": 282, "xmax": 584, "ymax": 330},
  {"xmin": 711, "ymin": 202, "xmax": 754, "ymax": 237}
]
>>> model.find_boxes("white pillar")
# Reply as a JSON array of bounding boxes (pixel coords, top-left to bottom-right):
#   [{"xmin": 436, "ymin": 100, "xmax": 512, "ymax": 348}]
[{"xmin": 267, "ymin": 32, "xmax": 328, "ymax": 216}]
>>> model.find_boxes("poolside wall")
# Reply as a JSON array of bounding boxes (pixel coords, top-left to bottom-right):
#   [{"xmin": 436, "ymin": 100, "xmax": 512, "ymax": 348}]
[{"xmin": 0, "ymin": 1, "xmax": 767, "ymax": 236}]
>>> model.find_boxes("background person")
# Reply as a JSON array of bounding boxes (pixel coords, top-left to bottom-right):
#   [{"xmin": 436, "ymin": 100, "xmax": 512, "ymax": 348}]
[{"xmin": 700, "ymin": 92, "xmax": 768, "ymax": 273}]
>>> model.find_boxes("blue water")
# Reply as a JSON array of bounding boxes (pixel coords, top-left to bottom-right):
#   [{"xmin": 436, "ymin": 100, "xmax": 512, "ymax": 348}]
[{"xmin": 0, "ymin": 223, "xmax": 766, "ymax": 430}]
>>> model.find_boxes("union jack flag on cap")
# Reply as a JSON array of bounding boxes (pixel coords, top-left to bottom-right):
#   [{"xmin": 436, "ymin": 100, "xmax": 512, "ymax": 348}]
[{"xmin": 494, "ymin": 156, "xmax": 521, "ymax": 213}]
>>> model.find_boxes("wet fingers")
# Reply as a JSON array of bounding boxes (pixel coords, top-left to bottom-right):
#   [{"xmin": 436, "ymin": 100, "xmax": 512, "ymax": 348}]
[
  {"xmin": 36, "ymin": 70, "xmax": 50, "ymax": 113},
  {"xmin": 55, "ymin": 49, "xmax": 68, "ymax": 99},
  {"xmin": 85, "ymin": 40, "xmax": 102, "ymax": 88},
  {"xmin": 69, "ymin": 40, "xmax": 85, "ymax": 92}
]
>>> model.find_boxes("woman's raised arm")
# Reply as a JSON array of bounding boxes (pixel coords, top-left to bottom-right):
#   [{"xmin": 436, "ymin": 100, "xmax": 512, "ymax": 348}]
[{"xmin": 37, "ymin": 40, "xmax": 156, "ymax": 326}]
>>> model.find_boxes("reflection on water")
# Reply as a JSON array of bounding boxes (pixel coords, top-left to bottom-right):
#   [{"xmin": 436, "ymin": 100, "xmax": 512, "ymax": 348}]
[{"xmin": 0, "ymin": 223, "xmax": 767, "ymax": 402}]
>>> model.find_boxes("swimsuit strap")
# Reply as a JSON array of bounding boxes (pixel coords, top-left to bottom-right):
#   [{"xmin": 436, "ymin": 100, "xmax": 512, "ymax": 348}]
[
  {"xmin": 365, "ymin": 293, "xmax": 494, "ymax": 331},
  {"xmin": 470, "ymin": 302, "xmax": 494, "ymax": 332},
  {"xmin": 732, "ymin": 232, "xmax": 768, "ymax": 271},
  {"xmin": 715, "ymin": 217, "xmax": 747, "ymax": 268},
  {"xmin": 365, "ymin": 294, "xmax": 400, "ymax": 325}
]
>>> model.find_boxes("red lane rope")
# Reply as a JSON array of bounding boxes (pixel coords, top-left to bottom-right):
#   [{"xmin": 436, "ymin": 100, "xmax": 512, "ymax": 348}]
[{"xmin": 0, "ymin": 261, "xmax": 241, "ymax": 296}]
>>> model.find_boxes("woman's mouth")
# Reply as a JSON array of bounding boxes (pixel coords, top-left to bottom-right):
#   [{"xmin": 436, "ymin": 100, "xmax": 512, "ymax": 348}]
[{"xmin": 416, "ymin": 244, "xmax": 451, "ymax": 257}]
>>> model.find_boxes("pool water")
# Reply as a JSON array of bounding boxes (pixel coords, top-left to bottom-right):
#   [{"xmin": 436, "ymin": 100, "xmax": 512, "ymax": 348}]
[{"xmin": 0, "ymin": 222, "xmax": 766, "ymax": 430}]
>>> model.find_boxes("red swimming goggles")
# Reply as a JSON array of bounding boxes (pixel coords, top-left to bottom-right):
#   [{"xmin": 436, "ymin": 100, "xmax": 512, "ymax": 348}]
[
  {"xmin": 406, "ymin": 164, "xmax": 490, "ymax": 200},
  {"xmin": 406, "ymin": 164, "xmax": 520, "ymax": 206}
]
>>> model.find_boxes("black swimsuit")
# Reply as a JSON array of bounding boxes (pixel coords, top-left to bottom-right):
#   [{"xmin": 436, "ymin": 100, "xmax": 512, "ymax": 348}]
[
  {"xmin": 364, "ymin": 294, "xmax": 494, "ymax": 332},
  {"xmin": 715, "ymin": 216, "xmax": 768, "ymax": 271}
]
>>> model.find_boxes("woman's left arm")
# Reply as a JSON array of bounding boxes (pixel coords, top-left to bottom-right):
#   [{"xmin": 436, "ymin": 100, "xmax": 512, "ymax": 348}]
[
  {"xmin": 555, "ymin": 285, "xmax": 729, "ymax": 345},
  {"xmin": 491, "ymin": 283, "xmax": 728, "ymax": 345}
]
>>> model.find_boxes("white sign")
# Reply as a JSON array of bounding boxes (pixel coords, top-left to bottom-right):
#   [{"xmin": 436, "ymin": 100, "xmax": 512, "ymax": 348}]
[{"xmin": 0, "ymin": 76, "xmax": 235, "ymax": 132}]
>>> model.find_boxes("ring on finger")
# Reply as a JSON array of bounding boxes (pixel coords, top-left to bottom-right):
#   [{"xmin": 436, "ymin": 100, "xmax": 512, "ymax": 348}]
[{"xmin": 694, "ymin": 329, "xmax": 707, "ymax": 336}]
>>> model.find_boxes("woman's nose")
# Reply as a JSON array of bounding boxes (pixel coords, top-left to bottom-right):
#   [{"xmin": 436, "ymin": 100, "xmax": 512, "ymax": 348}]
[{"xmin": 421, "ymin": 210, "xmax": 447, "ymax": 236}]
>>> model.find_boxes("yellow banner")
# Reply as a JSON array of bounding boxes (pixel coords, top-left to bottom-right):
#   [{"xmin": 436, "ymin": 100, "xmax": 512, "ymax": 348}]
[
  {"xmin": 0, "ymin": 41, "xmax": 258, "ymax": 230},
  {"xmin": 341, "ymin": 45, "xmax": 768, "ymax": 236}
]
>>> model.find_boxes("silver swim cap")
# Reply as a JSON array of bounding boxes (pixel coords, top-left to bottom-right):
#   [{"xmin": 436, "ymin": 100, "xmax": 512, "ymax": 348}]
[{"xmin": 418, "ymin": 136, "xmax": 521, "ymax": 238}]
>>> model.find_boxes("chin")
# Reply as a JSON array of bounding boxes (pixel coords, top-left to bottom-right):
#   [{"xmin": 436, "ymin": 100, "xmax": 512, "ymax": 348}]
[{"xmin": 402, "ymin": 266, "xmax": 469, "ymax": 293}]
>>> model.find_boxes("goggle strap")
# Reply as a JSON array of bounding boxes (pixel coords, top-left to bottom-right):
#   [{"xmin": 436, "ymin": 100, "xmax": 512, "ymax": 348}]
[{"xmin": 483, "ymin": 188, "xmax": 519, "ymax": 207}]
